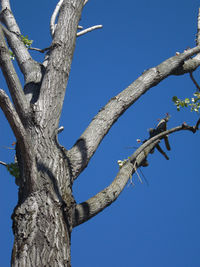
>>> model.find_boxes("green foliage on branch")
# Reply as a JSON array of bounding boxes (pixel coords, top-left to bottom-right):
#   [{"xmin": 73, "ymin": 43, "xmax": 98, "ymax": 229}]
[
  {"xmin": 20, "ymin": 35, "xmax": 33, "ymax": 48},
  {"xmin": 9, "ymin": 35, "xmax": 33, "ymax": 60},
  {"xmin": 172, "ymin": 92, "xmax": 200, "ymax": 113},
  {"xmin": 6, "ymin": 163, "xmax": 20, "ymax": 179}
]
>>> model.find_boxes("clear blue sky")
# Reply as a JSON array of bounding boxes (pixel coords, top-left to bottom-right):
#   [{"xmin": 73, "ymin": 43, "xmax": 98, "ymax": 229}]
[{"xmin": 0, "ymin": 1, "xmax": 200, "ymax": 266}]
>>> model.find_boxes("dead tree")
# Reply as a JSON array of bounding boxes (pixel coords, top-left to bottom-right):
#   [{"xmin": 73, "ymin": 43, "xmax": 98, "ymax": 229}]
[{"xmin": 0, "ymin": 1, "xmax": 199, "ymax": 266}]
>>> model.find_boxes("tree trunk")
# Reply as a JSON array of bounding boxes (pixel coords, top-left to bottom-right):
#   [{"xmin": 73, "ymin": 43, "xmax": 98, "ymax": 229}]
[
  {"xmin": 11, "ymin": 135, "xmax": 75, "ymax": 267},
  {"xmin": 1, "ymin": 1, "xmax": 200, "ymax": 266}
]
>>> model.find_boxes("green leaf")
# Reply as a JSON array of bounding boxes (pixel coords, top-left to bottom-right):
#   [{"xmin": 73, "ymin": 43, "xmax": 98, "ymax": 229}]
[{"xmin": 172, "ymin": 96, "xmax": 178, "ymax": 102}]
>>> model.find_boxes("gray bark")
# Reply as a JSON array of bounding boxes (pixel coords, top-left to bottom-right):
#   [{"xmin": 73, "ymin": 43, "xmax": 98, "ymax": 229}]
[{"xmin": 0, "ymin": 0, "xmax": 200, "ymax": 266}]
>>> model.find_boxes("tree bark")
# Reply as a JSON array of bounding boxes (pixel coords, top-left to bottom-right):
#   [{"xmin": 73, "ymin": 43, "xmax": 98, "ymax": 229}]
[
  {"xmin": 1, "ymin": 1, "xmax": 200, "ymax": 266},
  {"xmin": 11, "ymin": 135, "xmax": 75, "ymax": 267}
]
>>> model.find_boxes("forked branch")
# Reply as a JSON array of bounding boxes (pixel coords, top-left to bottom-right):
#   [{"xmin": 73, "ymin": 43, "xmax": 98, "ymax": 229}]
[
  {"xmin": 68, "ymin": 45, "xmax": 200, "ymax": 180},
  {"xmin": 50, "ymin": 0, "xmax": 88, "ymax": 37},
  {"xmin": 73, "ymin": 121, "xmax": 199, "ymax": 227}
]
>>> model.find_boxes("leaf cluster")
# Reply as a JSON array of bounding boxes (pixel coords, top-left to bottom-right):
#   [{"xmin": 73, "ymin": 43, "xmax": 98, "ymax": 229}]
[
  {"xmin": 10, "ymin": 35, "xmax": 33, "ymax": 60},
  {"xmin": 172, "ymin": 92, "xmax": 200, "ymax": 113},
  {"xmin": 20, "ymin": 35, "xmax": 33, "ymax": 48}
]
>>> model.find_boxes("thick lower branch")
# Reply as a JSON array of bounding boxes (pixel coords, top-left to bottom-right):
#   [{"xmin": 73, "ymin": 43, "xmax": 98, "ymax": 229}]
[
  {"xmin": 69, "ymin": 46, "xmax": 200, "ymax": 180},
  {"xmin": 73, "ymin": 122, "xmax": 198, "ymax": 227}
]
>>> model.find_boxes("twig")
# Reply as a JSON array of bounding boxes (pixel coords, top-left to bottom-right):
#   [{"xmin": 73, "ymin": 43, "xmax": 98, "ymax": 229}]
[
  {"xmin": 0, "ymin": 160, "xmax": 7, "ymax": 166},
  {"xmin": 189, "ymin": 72, "xmax": 200, "ymax": 91},
  {"xmin": 3, "ymin": 146, "xmax": 15, "ymax": 150},
  {"xmin": 77, "ymin": 25, "xmax": 103, "ymax": 37},
  {"xmin": 50, "ymin": 0, "xmax": 85, "ymax": 37},
  {"xmin": 195, "ymin": 118, "xmax": 200, "ymax": 130},
  {"xmin": 84, "ymin": 0, "xmax": 89, "ymax": 5},
  {"xmin": 139, "ymin": 168, "xmax": 149, "ymax": 186},
  {"xmin": 134, "ymin": 162, "xmax": 143, "ymax": 183},
  {"xmin": 29, "ymin": 46, "xmax": 50, "ymax": 53},
  {"xmin": 58, "ymin": 126, "xmax": 64, "ymax": 134}
]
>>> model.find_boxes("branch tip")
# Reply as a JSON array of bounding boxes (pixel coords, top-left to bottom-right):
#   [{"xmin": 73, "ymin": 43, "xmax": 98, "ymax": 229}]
[
  {"xmin": 77, "ymin": 25, "xmax": 103, "ymax": 37},
  {"xmin": 0, "ymin": 160, "xmax": 7, "ymax": 167}
]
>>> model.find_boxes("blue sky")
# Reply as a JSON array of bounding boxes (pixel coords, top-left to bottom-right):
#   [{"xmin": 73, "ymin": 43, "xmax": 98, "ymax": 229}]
[{"xmin": 0, "ymin": 1, "xmax": 200, "ymax": 266}]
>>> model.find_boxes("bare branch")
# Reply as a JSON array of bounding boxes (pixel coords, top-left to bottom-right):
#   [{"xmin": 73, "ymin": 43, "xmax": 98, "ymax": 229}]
[
  {"xmin": 1, "ymin": 24, "xmax": 42, "ymax": 84},
  {"xmin": 0, "ymin": 89, "xmax": 26, "ymax": 142},
  {"xmin": 189, "ymin": 72, "xmax": 200, "ymax": 91},
  {"xmin": 50, "ymin": 0, "xmax": 64, "ymax": 37},
  {"xmin": 38, "ymin": 0, "xmax": 84, "ymax": 135},
  {"xmin": 58, "ymin": 126, "xmax": 64, "ymax": 134},
  {"xmin": 196, "ymin": 8, "xmax": 200, "ymax": 46},
  {"xmin": 28, "ymin": 46, "xmax": 50, "ymax": 53},
  {"xmin": 68, "ymin": 45, "xmax": 200, "ymax": 180},
  {"xmin": 73, "ymin": 122, "xmax": 198, "ymax": 227},
  {"xmin": 0, "ymin": 26, "xmax": 30, "ymax": 123},
  {"xmin": 0, "ymin": 1, "xmax": 42, "ymax": 84},
  {"xmin": 84, "ymin": 0, "xmax": 89, "ymax": 5},
  {"xmin": 191, "ymin": 8, "xmax": 200, "ymax": 62},
  {"xmin": 0, "ymin": 0, "xmax": 20, "ymax": 33},
  {"xmin": 0, "ymin": 0, "xmax": 10, "ymax": 10},
  {"xmin": 50, "ymin": 0, "xmax": 86, "ymax": 38},
  {"xmin": 195, "ymin": 118, "xmax": 200, "ymax": 130},
  {"xmin": 77, "ymin": 25, "xmax": 103, "ymax": 37},
  {"xmin": 0, "ymin": 160, "xmax": 7, "ymax": 166}
]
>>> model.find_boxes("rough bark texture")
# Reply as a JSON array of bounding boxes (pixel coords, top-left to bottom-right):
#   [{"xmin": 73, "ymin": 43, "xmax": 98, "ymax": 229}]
[
  {"xmin": 11, "ymin": 139, "xmax": 74, "ymax": 266},
  {"xmin": 0, "ymin": 1, "xmax": 200, "ymax": 266},
  {"xmin": 0, "ymin": 1, "xmax": 85, "ymax": 266}
]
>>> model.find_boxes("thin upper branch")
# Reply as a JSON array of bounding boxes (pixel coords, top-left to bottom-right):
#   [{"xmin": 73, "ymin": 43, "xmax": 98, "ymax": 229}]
[
  {"xmin": 68, "ymin": 45, "xmax": 200, "ymax": 180},
  {"xmin": 77, "ymin": 25, "xmax": 103, "ymax": 37},
  {"xmin": 0, "ymin": 1, "xmax": 41, "ymax": 83},
  {"xmin": 84, "ymin": 0, "xmax": 89, "ymax": 5},
  {"xmin": 0, "ymin": 26, "xmax": 30, "ymax": 124},
  {"xmin": 73, "ymin": 122, "xmax": 198, "ymax": 227},
  {"xmin": 37, "ymin": 0, "xmax": 84, "ymax": 135},
  {"xmin": 50, "ymin": 0, "xmax": 86, "ymax": 38},
  {"xmin": 0, "ymin": 160, "xmax": 7, "ymax": 166},
  {"xmin": 50, "ymin": 0, "xmax": 63, "ymax": 37}
]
